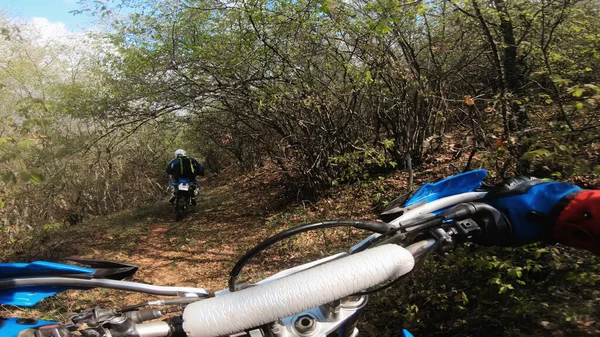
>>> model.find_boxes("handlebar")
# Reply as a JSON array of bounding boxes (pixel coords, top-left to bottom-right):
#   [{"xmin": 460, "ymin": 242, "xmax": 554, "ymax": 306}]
[
  {"xmin": 0, "ymin": 277, "xmax": 210, "ymax": 297},
  {"xmin": 182, "ymin": 199, "xmax": 504, "ymax": 337},
  {"xmin": 182, "ymin": 244, "xmax": 415, "ymax": 337}
]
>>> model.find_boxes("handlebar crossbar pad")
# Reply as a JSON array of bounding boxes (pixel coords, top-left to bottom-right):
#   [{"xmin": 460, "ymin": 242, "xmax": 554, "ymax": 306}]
[{"xmin": 182, "ymin": 244, "xmax": 415, "ymax": 337}]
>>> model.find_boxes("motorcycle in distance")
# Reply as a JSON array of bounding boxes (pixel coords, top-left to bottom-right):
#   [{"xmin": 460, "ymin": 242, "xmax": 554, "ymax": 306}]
[
  {"xmin": 171, "ymin": 177, "xmax": 198, "ymax": 221},
  {"xmin": 0, "ymin": 170, "xmax": 538, "ymax": 337}
]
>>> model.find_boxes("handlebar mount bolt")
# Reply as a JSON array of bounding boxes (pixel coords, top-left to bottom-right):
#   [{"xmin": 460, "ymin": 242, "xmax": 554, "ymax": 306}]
[
  {"xmin": 321, "ymin": 299, "xmax": 341, "ymax": 320},
  {"xmin": 294, "ymin": 315, "xmax": 317, "ymax": 335},
  {"xmin": 431, "ymin": 228, "xmax": 455, "ymax": 253},
  {"xmin": 269, "ymin": 321, "xmax": 285, "ymax": 337},
  {"xmin": 341, "ymin": 295, "xmax": 366, "ymax": 309},
  {"xmin": 108, "ymin": 316, "xmax": 134, "ymax": 334}
]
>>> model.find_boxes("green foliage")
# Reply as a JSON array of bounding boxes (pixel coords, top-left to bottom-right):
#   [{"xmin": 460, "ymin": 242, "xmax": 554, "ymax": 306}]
[
  {"xmin": 329, "ymin": 139, "xmax": 398, "ymax": 185},
  {"xmin": 0, "ymin": 8, "xmax": 598, "ymax": 337},
  {"xmin": 519, "ymin": 113, "xmax": 599, "ymax": 178},
  {"xmin": 364, "ymin": 243, "xmax": 600, "ymax": 336},
  {"xmin": 73, "ymin": 0, "xmax": 447, "ymax": 197},
  {"xmin": 58, "ymin": 0, "xmax": 599, "ymax": 195},
  {"xmin": 0, "ymin": 15, "xmax": 178, "ymax": 238}
]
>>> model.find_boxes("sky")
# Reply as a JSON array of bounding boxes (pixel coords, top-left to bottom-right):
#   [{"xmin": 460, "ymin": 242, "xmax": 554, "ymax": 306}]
[
  {"xmin": 0, "ymin": 0, "xmax": 118, "ymax": 66},
  {"xmin": 0, "ymin": 0, "xmax": 95, "ymax": 32}
]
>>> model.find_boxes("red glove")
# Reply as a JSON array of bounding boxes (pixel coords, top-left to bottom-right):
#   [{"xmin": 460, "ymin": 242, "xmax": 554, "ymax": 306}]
[{"xmin": 554, "ymin": 190, "xmax": 600, "ymax": 255}]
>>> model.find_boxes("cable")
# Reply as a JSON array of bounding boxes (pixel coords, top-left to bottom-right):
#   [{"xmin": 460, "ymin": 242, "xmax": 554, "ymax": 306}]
[
  {"xmin": 352, "ymin": 216, "xmax": 443, "ymax": 254},
  {"xmin": 117, "ymin": 297, "xmax": 203, "ymax": 313},
  {"xmin": 361, "ymin": 202, "xmax": 485, "ymax": 252},
  {"xmin": 118, "ymin": 303, "xmax": 146, "ymax": 313},
  {"xmin": 228, "ymin": 220, "xmax": 394, "ymax": 292}
]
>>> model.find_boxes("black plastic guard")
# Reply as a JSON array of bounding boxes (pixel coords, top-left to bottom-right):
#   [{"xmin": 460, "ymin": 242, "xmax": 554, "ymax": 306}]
[{"xmin": 65, "ymin": 258, "xmax": 139, "ymax": 280}]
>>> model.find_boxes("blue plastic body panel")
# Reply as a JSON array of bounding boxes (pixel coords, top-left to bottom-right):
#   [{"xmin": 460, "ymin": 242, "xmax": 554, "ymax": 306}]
[
  {"xmin": 0, "ymin": 261, "xmax": 93, "ymax": 278},
  {"xmin": 1, "ymin": 318, "xmax": 59, "ymax": 337},
  {"xmin": 0, "ymin": 261, "xmax": 94, "ymax": 306},
  {"xmin": 402, "ymin": 329, "xmax": 415, "ymax": 337},
  {"xmin": 404, "ymin": 169, "xmax": 487, "ymax": 207},
  {"xmin": 170, "ymin": 177, "xmax": 200, "ymax": 188},
  {"xmin": 2, "ymin": 286, "xmax": 75, "ymax": 307}
]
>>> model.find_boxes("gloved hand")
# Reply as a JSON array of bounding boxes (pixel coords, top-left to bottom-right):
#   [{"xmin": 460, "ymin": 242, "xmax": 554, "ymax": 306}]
[
  {"xmin": 482, "ymin": 177, "xmax": 600, "ymax": 255},
  {"xmin": 553, "ymin": 190, "xmax": 600, "ymax": 255}
]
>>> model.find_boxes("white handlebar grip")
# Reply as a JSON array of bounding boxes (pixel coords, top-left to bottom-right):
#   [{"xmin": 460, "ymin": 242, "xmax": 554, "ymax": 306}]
[{"xmin": 182, "ymin": 244, "xmax": 415, "ymax": 337}]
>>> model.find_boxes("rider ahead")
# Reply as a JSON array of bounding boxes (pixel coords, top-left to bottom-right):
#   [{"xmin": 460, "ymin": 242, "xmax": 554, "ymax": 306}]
[{"xmin": 166, "ymin": 149, "xmax": 205, "ymax": 205}]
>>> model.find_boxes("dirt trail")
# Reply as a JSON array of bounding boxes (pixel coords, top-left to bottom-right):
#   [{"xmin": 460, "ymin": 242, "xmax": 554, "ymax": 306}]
[{"xmin": 56, "ymin": 172, "xmax": 287, "ymax": 296}]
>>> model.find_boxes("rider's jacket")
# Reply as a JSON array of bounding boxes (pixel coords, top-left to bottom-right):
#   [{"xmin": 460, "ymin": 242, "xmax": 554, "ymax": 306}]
[{"xmin": 166, "ymin": 156, "xmax": 204, "ymax": 180}]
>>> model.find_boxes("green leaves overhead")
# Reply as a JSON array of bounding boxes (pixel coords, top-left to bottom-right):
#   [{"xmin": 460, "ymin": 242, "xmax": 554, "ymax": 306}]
[{"xmin": 82, "ymin": 0, "xmax": 600, "ymax": 194}]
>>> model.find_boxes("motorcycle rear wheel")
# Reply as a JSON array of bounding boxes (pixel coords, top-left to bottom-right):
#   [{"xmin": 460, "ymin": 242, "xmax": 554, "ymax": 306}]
[{"xmin": 175, "ymin": 195, "xmax": 188, "ymax": 221}]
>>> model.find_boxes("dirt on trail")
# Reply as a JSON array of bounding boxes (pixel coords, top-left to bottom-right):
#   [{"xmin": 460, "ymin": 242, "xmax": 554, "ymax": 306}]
[{"xmin": 80, "ymin": 169, "xmax": 296, "ymax": 292}]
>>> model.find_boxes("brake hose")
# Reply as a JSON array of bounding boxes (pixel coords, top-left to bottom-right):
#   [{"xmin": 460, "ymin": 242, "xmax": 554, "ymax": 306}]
[{"xmin": 228, "ymin": 220, "xmax": 393, "ymax": 292}]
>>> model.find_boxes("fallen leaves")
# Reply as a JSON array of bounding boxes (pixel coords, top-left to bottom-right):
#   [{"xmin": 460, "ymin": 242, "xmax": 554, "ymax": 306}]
[{"xmin": 464, "ymin": 95, "xmax": 475, "ymax": 105}]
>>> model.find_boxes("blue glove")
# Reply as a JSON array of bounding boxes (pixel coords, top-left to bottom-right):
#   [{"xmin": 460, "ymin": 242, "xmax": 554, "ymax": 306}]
[{"xmin": 482, "ymin": 177, "xmax": 581, "ymax": 244}]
